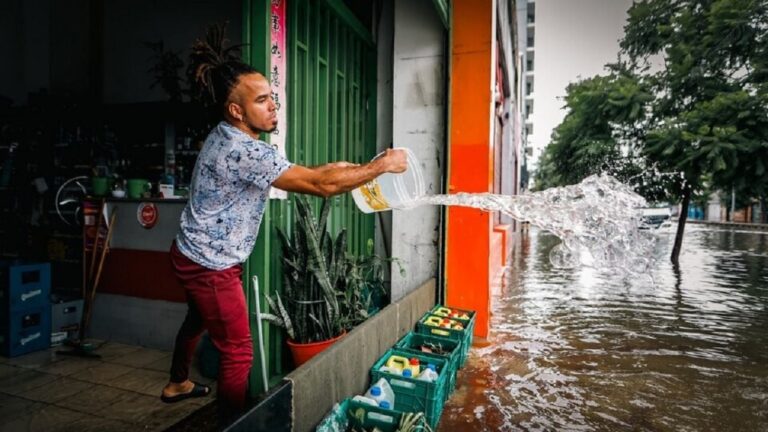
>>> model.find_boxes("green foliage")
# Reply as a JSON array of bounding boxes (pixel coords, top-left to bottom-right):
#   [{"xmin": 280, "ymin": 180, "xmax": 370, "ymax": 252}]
[
  {"xmin": 263, "ymin": 195, "xmax": 399, "ymax": 344},
  {"xmin": 539, "ymin": 0, "xmax": 768, "ymax": 207},
  {"xmin": 537, "ymin": 0, "xmax": 768, "ymax": 259},
  {"xmin": 622, "ymin": 0, "xmax": 768, "ymax": 196},
  {"xmin": 534, "ymin": 70, "xmax": 672, "ymax": 199}
]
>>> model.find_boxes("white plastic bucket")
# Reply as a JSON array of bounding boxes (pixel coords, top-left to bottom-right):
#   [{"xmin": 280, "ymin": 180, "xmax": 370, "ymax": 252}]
[{"xmin": 351, "ymin": 148, "xmax": 425, "ymax": 213}]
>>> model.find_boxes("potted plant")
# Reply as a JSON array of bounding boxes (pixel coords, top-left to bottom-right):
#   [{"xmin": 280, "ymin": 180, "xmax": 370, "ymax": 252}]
[
  {"xmin": 264, "ymin": 195, "xmax": 399, "ymax": 366},
  {"xmin": 337, "ymin": 240, "xmax": 402, "ymax": 332}
]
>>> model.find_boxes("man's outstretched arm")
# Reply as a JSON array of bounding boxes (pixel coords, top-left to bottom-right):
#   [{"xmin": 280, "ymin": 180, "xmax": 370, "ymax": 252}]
[{"xmin": 272, "ymin": 148, "xmax": 407, "ymax": 198}]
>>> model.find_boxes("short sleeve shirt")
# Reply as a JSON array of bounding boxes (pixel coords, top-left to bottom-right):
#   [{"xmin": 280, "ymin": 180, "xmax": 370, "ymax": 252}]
[{"xmin": 175, "ymin": 121, "xmax": 292, "ymax": 270}]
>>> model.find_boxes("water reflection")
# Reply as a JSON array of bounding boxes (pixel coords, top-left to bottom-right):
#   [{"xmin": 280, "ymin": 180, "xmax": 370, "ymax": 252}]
[{"xmin": 440, "ymin": 225, "xmax": 768, "ymax": 431}]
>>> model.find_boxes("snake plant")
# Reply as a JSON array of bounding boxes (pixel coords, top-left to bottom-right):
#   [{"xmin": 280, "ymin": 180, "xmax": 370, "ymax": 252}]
[{"xmin": 263, "ymin": 195, "xmax": 398, "ymax": 344}]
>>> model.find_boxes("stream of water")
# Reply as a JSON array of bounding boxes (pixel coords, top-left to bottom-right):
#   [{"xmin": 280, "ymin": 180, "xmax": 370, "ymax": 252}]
[{"xmin": 413, "ymin": 174, "xmax": 656, "ymax": 275}]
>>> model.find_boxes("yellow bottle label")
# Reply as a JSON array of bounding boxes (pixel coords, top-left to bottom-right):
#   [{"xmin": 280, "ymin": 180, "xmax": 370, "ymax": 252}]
[{"xmin": 358, "ymin": 180, "xmax": 389, "ymax": 211}]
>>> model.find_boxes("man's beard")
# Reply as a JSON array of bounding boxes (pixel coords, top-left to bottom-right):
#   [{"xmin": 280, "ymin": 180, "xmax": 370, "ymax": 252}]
[{"xmin": 247, "ymin": 122, "xmax": 277, "ymax": 135}]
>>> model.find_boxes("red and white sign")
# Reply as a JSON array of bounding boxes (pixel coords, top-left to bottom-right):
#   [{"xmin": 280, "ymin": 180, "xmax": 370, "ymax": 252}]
[
  {"xmin": 136, "ymin": 202, "xmax": 158, "ymax": 229},
  {"xmin": 269, "ymin": 0, "xmax": 288, "ymax": 200}
]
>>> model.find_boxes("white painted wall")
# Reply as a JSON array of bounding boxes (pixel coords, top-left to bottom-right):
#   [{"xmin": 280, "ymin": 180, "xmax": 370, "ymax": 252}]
[
  {"xmin": 528, "ymin": 0, "xmax": 633, "ymax": 174},
  {"xmin": 390, "ymin": 0, "xmax": 445, "ymax": 301},
  {"xmin": 707, "ymin": 196, "xmax": 722, "ymax": 222}
]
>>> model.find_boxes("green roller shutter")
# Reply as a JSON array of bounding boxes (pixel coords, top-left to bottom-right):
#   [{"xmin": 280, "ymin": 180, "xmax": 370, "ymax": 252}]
[{"xmin": 242, "ymin": 0, "xmax": 377, "ymax": 395}]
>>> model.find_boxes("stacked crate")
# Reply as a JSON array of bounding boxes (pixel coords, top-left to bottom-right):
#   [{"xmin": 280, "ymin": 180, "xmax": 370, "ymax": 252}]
[
  {"xmin": 370, "ymin": 305, "xmax": 477, "ymax": 429},
  {"xmin": 0, "ymin": 262, "xmax": 51, "ymax": 357},
  {"xmin": 316, "ymin": 304, "xmax": 477, "ymax": 431},
  {"xmin": 417, "ymin": 305, "xmax": 476, "ymax": 366}
]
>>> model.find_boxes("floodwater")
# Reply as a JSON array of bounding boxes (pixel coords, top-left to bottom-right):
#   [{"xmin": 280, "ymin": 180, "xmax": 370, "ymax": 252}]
[{"xmin": 440, "ymin": 224, "xmax": 768, "ymax": 431}]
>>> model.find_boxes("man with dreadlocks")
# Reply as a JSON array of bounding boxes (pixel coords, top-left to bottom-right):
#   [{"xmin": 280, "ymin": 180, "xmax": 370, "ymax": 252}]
[{"xmin": 160, "ymin": 33, "xmax": 407, "ymax": 420}]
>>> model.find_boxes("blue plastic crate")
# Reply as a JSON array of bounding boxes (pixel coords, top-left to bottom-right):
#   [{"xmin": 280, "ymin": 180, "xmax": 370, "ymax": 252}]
[
  {"xmin": 0, "ymin": 262, "xmax": 51, "ymax": 311},
  {"xmin": 0, "ymin": 305, "xmax": 51, "ymax": 357}
]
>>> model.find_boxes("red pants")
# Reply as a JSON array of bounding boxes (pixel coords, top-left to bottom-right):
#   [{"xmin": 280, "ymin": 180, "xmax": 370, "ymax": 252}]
[{"xmin": 169, "ymin": 242, "xmax": 253, "ymax": 410}]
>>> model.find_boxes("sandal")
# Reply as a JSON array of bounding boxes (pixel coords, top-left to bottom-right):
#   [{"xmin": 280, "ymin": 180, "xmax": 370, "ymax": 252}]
[{"xmin": 160, "ymin": 382, "xmax": 211, "ymax": 403}]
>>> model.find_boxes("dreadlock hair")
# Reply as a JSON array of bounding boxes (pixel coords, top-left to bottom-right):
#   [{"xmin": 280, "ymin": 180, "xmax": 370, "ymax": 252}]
[{"xmin": 187, "ymin": 23, "xmax": 259, "ymax": 115}]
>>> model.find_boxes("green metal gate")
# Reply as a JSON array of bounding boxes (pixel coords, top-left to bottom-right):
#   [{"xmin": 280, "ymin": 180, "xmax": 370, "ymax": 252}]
[{"xmin": 242, "ymin": 0, "xmax": 377, "ymax": 395}]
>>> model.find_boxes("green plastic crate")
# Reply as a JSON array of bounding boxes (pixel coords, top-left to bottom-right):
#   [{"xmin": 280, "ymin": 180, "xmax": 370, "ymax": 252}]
[
  {"xmin": 430, "ymin": 305, "xmax": 476, "ymax": 349},
  {"xmin": 415, "ymin": 310, "xmax": 474, "ymax": 367},
  {"xmin": 316, "ymin": 398, "xmax": 431, "ymax": 432},
  {"xmin": 370, "ymin": 348, "xmax": 449, "ymax": 429},
  {"xmin": 394, "ymin": 331, "xmax": 461, "ymax": 397},
  {"xmin": 429, "ymin": 305, "xmax": 476, "ymax": 328}
]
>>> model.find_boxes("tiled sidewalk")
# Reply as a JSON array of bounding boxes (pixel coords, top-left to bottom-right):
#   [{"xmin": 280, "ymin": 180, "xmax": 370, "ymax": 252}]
[{"xmin": 0, "ymin": 341, "xmax": 215, "ymax": 432}]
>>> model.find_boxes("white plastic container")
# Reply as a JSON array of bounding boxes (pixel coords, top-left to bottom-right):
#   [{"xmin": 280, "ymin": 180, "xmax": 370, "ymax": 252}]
[
  {"xmin": 352, "ymin": 395, "xmax": 378, "ymax": 407},
  {"xmin": 364, "ymin": 377, "xmax": 395, "ymax": 409},
  {"xmin": 416, "ymin": 363, "xmax": 439, "ymax": 382},
  {"xmin": 351, "ymin": 148, "xmax": 425, "ymax": 213}
]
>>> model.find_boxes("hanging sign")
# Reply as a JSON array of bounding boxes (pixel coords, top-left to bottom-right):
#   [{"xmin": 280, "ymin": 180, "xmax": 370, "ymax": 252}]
[
  {"xmin": 137, "ymin": 202, "xmax": 158, "ymax": 229},
  {"xmin": 269, "ymin": 0, "xmax": 288, "ymax": 200}
]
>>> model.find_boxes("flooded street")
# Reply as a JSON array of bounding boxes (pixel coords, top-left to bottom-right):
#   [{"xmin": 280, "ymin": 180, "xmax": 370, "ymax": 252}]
[{"xmin": 440, "ymin": 224, "xmax": 768, "ymax": 431}]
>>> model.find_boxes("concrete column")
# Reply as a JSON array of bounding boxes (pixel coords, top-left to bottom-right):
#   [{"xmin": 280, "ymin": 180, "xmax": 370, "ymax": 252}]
[{"xmin": 390, "ymin": 0, "xmax": 446, "ymax": 301}]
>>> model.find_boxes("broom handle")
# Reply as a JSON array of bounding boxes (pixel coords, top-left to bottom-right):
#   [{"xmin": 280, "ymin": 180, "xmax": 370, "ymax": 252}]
[
  {"xmin": 83, "ymin": 210, "xmax": 117, "ymax": 337},
  {"xmin": 88, "ymin": 199, "xmax": 106, "ymax": 283}
]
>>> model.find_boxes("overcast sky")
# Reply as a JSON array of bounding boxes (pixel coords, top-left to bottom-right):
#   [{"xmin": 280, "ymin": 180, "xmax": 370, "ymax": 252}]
[{"xmin": 529, "ymin": 0, "xmax": 634, "ymax": 169}]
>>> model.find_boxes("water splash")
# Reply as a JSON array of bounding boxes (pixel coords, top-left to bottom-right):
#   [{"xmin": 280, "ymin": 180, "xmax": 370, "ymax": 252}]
[{"xmin": 411, "ymin": 174, "xmax": 657, "ymax": 274}]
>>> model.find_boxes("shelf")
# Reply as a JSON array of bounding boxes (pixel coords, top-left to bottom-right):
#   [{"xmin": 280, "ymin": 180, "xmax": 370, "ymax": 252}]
[
  {"xmin": 52, "ymin": 259, "xmax": 80, "ymax": 264},
  {"xmin": 51, "ymin": 233, "xmax": 81, "ymax": 239}
]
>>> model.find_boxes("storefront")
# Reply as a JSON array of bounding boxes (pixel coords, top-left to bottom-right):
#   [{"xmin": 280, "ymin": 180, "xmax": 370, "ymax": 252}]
[
  {"xmin": 1, "ymin": 0, "xmax": 380, "ymax": 398},
  {"xmin": 1, "ymin": 0, "xmax": 522, "ymax": 430}
]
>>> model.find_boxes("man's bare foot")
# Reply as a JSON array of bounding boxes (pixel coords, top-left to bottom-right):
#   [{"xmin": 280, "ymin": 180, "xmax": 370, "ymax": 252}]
[
  {"xmin": 162, "ymin": 380, "xmax": 195, "ymax": 398},
  {"xmin": 161, "ymin": 380, "xmax": 211, "ymax": 403}
]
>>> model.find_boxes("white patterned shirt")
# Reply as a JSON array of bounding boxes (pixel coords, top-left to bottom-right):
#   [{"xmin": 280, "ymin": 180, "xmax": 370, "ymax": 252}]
[{"xmin": 176, "ymin": 122, "xmax": 292, "ymax": 270}]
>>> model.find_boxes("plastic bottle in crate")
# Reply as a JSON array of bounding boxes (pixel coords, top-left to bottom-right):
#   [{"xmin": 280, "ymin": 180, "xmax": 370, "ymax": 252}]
[
  {"xmin": 385, "ymin": 354, "xmax": 420, "ymax": 376},
  {"xmin": 364, "ymin": 378, "xmax": 395, "ymax": 409},
  {"xmin": 417, "ymin": 363, "xmax": 439, "ymax": 382},
  {"xmin": 434, "ymin": 307, "xmax": 467, "ymax": 319},
  {"xmin": 352, "ymin": 395, "xmax": 378, "ymax": 407}
]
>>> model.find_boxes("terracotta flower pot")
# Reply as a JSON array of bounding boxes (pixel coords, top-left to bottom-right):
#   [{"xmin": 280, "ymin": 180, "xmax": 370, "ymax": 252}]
[{"xmin": 286, "ymin": 331, "xmax": 346, "ymax": 367}]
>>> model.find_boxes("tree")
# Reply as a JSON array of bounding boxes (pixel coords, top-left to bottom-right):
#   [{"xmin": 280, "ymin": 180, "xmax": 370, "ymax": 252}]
[
  {"xmin": 621, "ymin": 0, "xmax": 768, "ymax": 263},
  {"xmin": 534, "ymin": 69, "xmax": 677, "ymax": 201},
  {"xmin": 534, "ymin": 71, "xmax": 646, "ymax": 189}
]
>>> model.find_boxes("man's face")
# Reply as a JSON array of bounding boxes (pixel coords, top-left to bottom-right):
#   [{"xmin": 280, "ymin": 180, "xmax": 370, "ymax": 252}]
[{"xmin": 229, "ymin": 73, "xmax": 278, "ymax": 134}]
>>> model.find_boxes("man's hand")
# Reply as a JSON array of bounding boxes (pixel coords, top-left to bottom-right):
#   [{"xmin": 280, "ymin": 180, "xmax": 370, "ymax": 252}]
[{"xmin": 380, "ymin": 148, "xmax": 408, "ymax": 173}]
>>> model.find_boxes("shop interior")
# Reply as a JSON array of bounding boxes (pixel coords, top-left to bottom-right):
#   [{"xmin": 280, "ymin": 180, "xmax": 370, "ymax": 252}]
[
  {"xmin": 1, "ymin": 0, "xmax": 242, "ymax": 292},
  {"xmin": 0, "ymin": 1, "xmax": 245, "ymax": 429}
]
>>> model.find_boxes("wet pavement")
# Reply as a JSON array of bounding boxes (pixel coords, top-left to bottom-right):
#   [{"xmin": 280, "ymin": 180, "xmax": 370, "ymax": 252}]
[{"xmin": 440, "ymin": 225, "xmax": 768, "ymax": 431}]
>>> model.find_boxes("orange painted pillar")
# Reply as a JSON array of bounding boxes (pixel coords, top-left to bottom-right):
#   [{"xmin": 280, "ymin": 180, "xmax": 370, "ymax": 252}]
[{"xmin": 446, "ymin": 0, "xmax": 494, "ymax": 338}]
